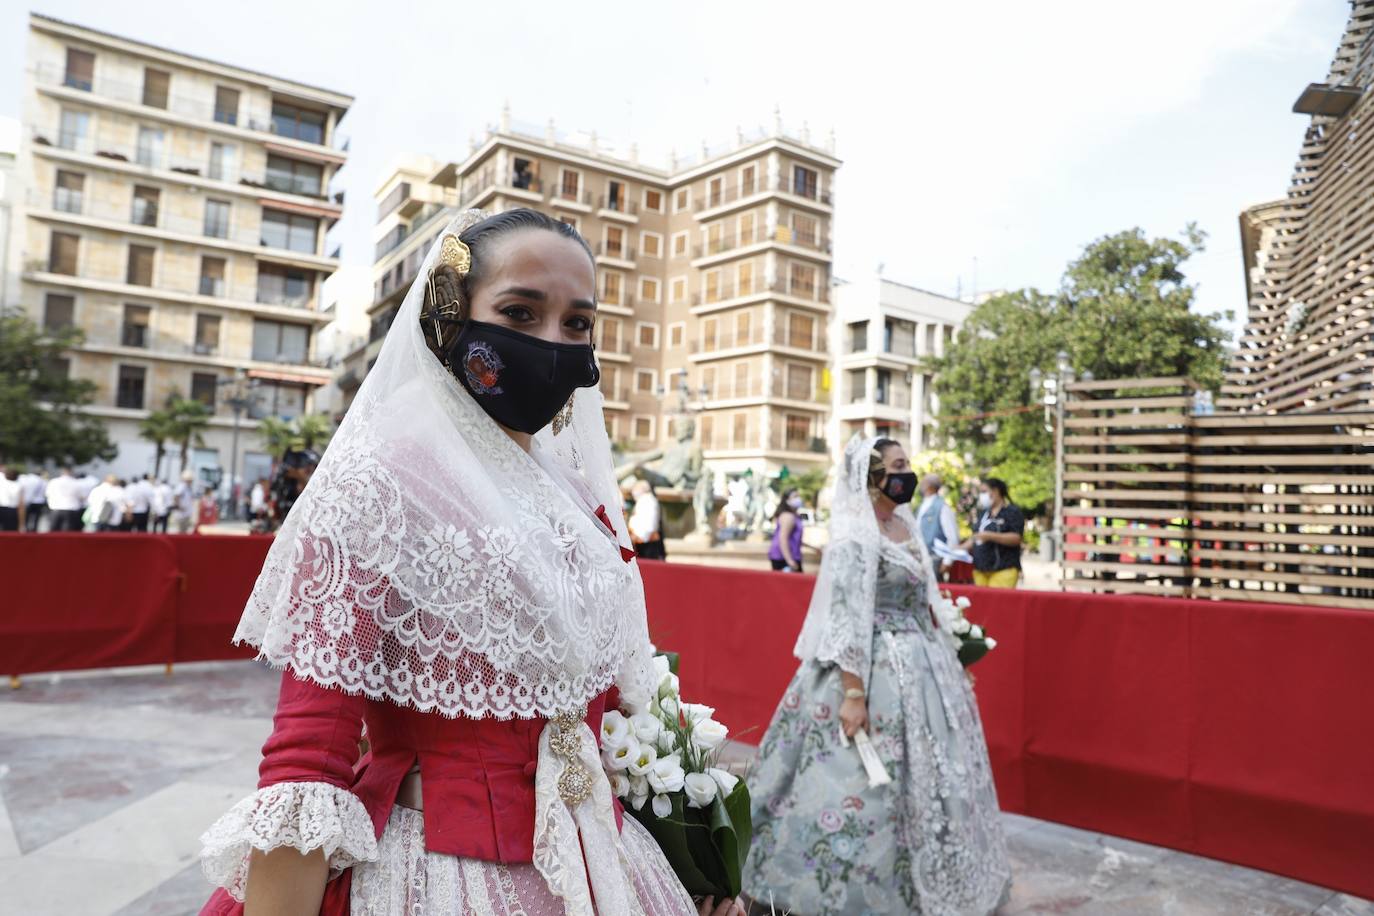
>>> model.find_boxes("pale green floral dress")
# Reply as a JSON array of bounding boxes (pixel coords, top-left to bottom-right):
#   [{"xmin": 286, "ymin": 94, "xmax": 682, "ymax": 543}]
[{"xmin": 744, "ymin": 539, "xmax": 1011, "ymax": 915}]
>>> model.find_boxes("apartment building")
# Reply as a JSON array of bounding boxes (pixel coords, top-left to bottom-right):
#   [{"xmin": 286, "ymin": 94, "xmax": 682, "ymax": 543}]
[
  {"xmin": 359, "ymin": 111, "xmax": 839, "ymax": 478},
  {"xmin": 0, "ymin": 117, "xmax": 18, "ymax": 309},
  {"xmin": 831, "ymin": 275, "xmax": 971, "ymax": 455},
  {"xmin": 15, "ymin": 14, "xmax": 351, "ymax": 485}
]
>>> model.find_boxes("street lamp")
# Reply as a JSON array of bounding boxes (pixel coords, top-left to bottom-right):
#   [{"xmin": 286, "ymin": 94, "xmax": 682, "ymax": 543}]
[
  {"xmin": 1031, "ymin": 354, "xmax": 1076, "ymax": 571},
  {"xmin": 217, "ymin": 370, "xmax": 261, "ymax": 519}
]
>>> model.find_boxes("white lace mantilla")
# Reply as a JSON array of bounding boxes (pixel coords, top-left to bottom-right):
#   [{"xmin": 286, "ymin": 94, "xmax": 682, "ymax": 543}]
[
  {"xmin": 232, "ymin": 210, "xmax": 656, "ymax": 720},
  {"xmin": 199, "ymin": 781, "xmax": 379, "ymax": 902}
]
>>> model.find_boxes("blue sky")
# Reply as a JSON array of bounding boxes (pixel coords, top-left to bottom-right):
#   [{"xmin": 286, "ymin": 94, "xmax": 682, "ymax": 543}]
[{"xmin": 0, "ymin": 1, "xmax": 1352, "ymax": 337}]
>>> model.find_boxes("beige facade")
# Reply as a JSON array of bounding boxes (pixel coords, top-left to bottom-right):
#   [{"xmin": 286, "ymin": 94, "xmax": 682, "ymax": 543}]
[
  {"xmin": 14, "ymin": 14, "xmax": 351, "ymax": 486},
  {"xmin": 830, "ymin": 276, "xmax": 971, "ymax": 456},
  {"xmin": 358, "ymin": 114, "xmax": 839, "ymax": 477}
]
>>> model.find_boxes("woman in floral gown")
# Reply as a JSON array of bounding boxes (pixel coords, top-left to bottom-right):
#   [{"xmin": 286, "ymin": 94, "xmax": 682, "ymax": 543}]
[{"xmin": 744, "ymin": 436, "xmax": 1011, "ymax": 915}]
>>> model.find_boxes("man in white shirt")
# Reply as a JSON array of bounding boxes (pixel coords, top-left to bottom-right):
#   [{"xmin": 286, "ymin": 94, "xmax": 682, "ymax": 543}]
[
  {"xmin": 627, "ymin": 479, "xmax": 666, "ymax": 560},
  {"xmin": 19, "ymin": 470, "xmax": 47, "ymax": 532},
  {"xmin": 86, "ymin": 475, "xmax": 128, "ymax": 532},
  {"xmin": 0, "ymin": 467, "xmax": 24, "ymax": 532},
  {"xmin": 917, "ymin": 473, "xmax": 962, "ymax": 580},
  {"xmin": 126, "ymin": 474, "xmax": 156, "ymax": 532},
  {"xmin": 152, "ymin": 479, "xmax": 173, "ymax": 533},
  {"xmin": 45, "ymin": 467, "xmax": 86, "ymax": 532},
  {"xmin": 170, "ymin": 471, "xmax": 197, "ymax": 534}
]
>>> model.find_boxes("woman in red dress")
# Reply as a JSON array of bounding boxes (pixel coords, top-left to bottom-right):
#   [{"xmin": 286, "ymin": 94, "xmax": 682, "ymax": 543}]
[{"xmin": 199, "ymin": 209, "xmax": 741, "ymax": 915}]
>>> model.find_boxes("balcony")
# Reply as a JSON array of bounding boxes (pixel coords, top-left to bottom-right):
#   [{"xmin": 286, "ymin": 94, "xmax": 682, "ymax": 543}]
[
  {"xmin": 693, "ymin": 227, "xmax": 769, "ymax": 259},
  {"xmin": 776, "ymin": 176, "xmax": 832, "ymax": 206},
  {"xmin": 772, "ymin": 327, "xmax": 829, "ymax": 354},
  {"xmin": 769, "ymin": 429, "xmax": 829, "ymax": 453},
  {"xmin": 374, "ymin": 204, "xmax": 450, "ymax": 261},
  {"xmin": 703, "ymin": 378, "xmax": 765, "ymax": 400},
  {"xmin": 773, "ymin": 225, "xmax": 832, "ymax": 255},
  {"xmin": 595, "ymin": 241, "xmax": 637, "ymax": 262},
  {"xmin": 597, "ymin": 195, "xmax": 638, "ymax": 219},
  {"xmin": 551, "ymin": 187, "xmax": 594, "ymax": 210},
  {"xmin": 688, "ymin": 328, "xmax": 767, "ymax": 354},
  {"xmin": 34, "ymin": 63, "xmax": 342, "ymax": 150},
  {"xmin": 378, "ymin": 181, "xmax": 412, "ymax": 220},
  {"xmin": 596, "ymin": 338, "xmax": 633, "ymax": 357},
  {"xmin": 769, "ymin": 279, "xmax": 830, "ymax": 305},
  {"xmin": 694, "ymin": 181, "xmax": 762, "ymax": 214}
]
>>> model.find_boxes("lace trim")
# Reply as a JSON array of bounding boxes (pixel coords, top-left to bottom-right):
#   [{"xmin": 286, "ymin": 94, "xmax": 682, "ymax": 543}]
[{"xmin": 199, "ymin": 781, "xmax": 379, "ymax": 902}]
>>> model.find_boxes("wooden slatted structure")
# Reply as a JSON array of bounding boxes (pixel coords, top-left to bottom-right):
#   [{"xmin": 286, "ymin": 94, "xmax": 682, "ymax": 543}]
[{"xmin": 1060, "ymin": 378, "xmax": 1373, "ymax": 609}]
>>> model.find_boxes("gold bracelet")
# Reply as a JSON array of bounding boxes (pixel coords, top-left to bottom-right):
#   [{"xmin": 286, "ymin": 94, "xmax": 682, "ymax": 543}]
[{"xmin": 844, "ymin": 687, "xmax": 866, "ymax": 700}]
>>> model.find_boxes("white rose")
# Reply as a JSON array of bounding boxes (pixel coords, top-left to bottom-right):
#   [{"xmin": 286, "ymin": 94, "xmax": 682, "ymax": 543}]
[
  {"xmin": 684, "ymin": 772, "xmax": 719, "ymax": 808},
  {"xmin": 652, "ymin": 654, "xmax": 671, "ymax": 679},
  {"xmin": 629, "ymin": 787, "xmax": 650, "ymax": 811},
  {"xmin": 985, "ymin": 637, "xmax": 998, "ymax": 650},
  {"xmin": 629, "ymin": 712, "xmax": 662, "ymax": 745},
  {"xmin": 657, "ymin": 671, "xmax": 680, "ymax": 702},
  {"xmin": 604, "ymin": 738, "xmax": 639, "ymax": 771},
  {"xmin": 609, "ymin": 773, "xmax": 631, "ymax": 798},
  {"xmin": 600, "ymin": 711, "xmax": 634, "ymax": 749},
  {"xmin": 952, "ymin": 617, "xmax": 972, "ymax": 636},
  {"xmin": 681, "ymin": 702, "xmax": 716, "ymax": 724},
  {"xmin": 708, "ymin": 767, "xmax": 739, "ymax": 797},
  {"xmin": 690, "ymin": 718, "xmax": 729, "ymax": 751},
  {"xmin": 656, "ymin": 729, "xmax": 678, "ymax": 754},
  {"xmin": 647, "ymin": 752, "xmax": 686, "ymax": 794},
  {"xmin": 628, "ymin": 743, "xmax": 659, "ymax": 777},
  {"xmin": 651, "ymin": 793, "xmax": 673, "ymax": 818},
  {"xmin": 970, "ymin": 625, "xmax": 984, "ymax": 640},
  {"xmin": 620, "ymin": 687, "xmax": 652, "ymax": 717},
  {"xmin": 955, "ymin": 596, "xmax": 972, "ymax": 609},
  {"xmin": 660, "ymin": 697, "xmax": 680, "ymax": 720},
  {"xmin": 629, "ymin": 774, "xmax": 649, "ymax": 797}
]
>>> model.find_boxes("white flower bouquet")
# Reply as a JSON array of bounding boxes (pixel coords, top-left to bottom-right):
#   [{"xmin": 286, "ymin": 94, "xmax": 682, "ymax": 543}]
[
  {"xmin": 935, "ymin": 591, "xmax": 998, "ymax": 667},
  {"xmin": 600, "ymin": 653, "xmax": 752, "ymax": 898}
]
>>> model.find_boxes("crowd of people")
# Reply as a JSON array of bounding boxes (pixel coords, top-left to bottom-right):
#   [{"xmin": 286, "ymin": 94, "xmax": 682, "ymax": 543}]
[{"xmin": 0, "ymin": 465, "xmax": 200, "ymax": 533}]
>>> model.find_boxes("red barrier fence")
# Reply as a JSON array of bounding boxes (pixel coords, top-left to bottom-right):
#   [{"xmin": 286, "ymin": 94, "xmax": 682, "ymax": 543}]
[{"xmin": 2, "ymin": 533, "xmax": 1372, "ymax": 899}]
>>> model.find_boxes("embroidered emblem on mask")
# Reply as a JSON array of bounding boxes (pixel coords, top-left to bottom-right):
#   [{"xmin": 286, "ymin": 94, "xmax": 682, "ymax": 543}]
[{"xmin": 463, "ymin": 341, "xmax": 504, "ymax": 394}]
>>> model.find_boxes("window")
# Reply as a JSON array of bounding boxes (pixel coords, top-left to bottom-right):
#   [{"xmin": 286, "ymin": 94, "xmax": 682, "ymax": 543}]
[
  {"xmin": 116, "ymin": 365, "xmax": 147, "ymax": 409},
  {"xmin": 708, "ymin": 176, "xmax": 724, "ymax": 208},
  {"xmin": 601, "ymin": 271, "xmax": 622, "ymax": 305},
  {"xmin": 266, "ymin": 155, "xmax": 323, "ymax": 197},
  {"xmin": 789, "ymin": 262, "xmax": 817, "ymax": 296},
  {"xmin": 127, "ymin": 245, "xmax": 155, "ymax": 286},
  {"xmin": 142, "ymin": 68, "xmax": 170, "ymax": 109},
  {"xmin": 700, "ymin": 414, "xmax": 714, "ymax": 449},
  {"xmin": 733, "ymin": 412, "xmax": 749, "ymax": 448},
  {"xmin": 635, "ymin": 369, "xmax": 656, "ymax": 393},
  {"xmin": 195, "ymin": 314, "xmax": 221, "ymax": 354},
  {"xmin": 883, "ymin": 319, "xmax": 895, "ymax": 353},
  {"xmin": 250, "ymin": 382, "xmax": 307, "ymax": 420},
  {"xmin": 739, "ymin": 212, "xmax": 756, "ymax": 243},
  {"xmin": 787, "ymin": 364, "xmax": 813, "ymax": 401},
  {"xmin": 735, "ymin": 311, "xmax": 752, "ymax": 343},
  {"xmin": 639, "ymin": 277, "xmax": 660, "ymax": 303},
  {"xmin": 558, "ymin": 215, "xmax": 579, "ymax": 233},
  {"xmin": 671, "ymin": 231, "xmax": 689, "ymax": 258},
  {"xmin": 190, "ymin": 372, "xmax": 218, "ymax": 408},
  {"xmin": 643, "ymin": 189, "xmax": 663, "ymax": 212},
  {"xmin": 740, "ymin": 164, "xmax": 756, "ymax": 196},
  {"xmin": 53, "ymin": 170, "xmax": 84, "ymax": 213},
  {"xmin": 705, "ymin": 222, "xmax": 723, "ymax": 255},
  {"xmin": 64, "ymin": 48, "xmax": 94, "ymax": 91},
  {"xmin": 252, "ymin": 319, "xmax": 310, "ymax": 364},
  {"xmin": 136, "ymin": 127, "xmax": 165, "ymax": 169},
  {"xmin": 131, "ymin": 185, "xmax": 160, "ymax": 226},
  {"xmin": 49, "ymin": 232, "xmax": 79, "ymax": 275},
  {"xmin": 122, "ymin": 304, "xmax": 151, "ymax": 348},
  {"xmin": 208, "ymin": 142, "xmax": 236, "ymax": 182},
  {"xmin": 607, "ymin": 180, "xmax": 625, "ymax": 211},
  {"xmin": 599, "ymin": 318, "xmax": 622, "ymax": 353},
  {"xmin": 671, "ymin": 277, "xmax": 687, "ymax": 303},
  {"xmin": 738, "ymin": 261, "xmax": 755, "ymax": 295},
  {"xmin": 924, "ymin": 323, "xmax": 936, "ymax": 355},
  {"xmin": 260, "ymin": 210, "xmax": 319, "ymax": 253},
  {"xmin": 785, "ymin": 414, "xmax": 810, "ymax": 448},
  {"xmin": 214, "ymin": 86, "xmax": 240, "ymax": 125},
  {"xmin": 792, "ymin": 213, "xmax": 818, "ymax": 247},
  {"xmin": 199, "ymin": 257, "xmax": 227, "ymax": 298},
  {"xmin": 271, "ymin": 101, "xmax": 325, "ymax": 144},
  {"xmin": 875, "ymin": 369, "xmax": 892, "ymax": 404},
  {"xmin": 704, "ymin": 270, "xmax": 721, "ymax": 304},
  {"xmin": 668, "ymin": 323, "xmax": 684, "ymax": 348},
  {"xmin": 788, "ymin": 313, "xmax": 815, "ymax": 350},
  {"xmin": 44, "ymin": 357, "xmax": 71, "ymax": 381},
  {"xmin": 44, "ymin": 293, "xmax": 75, "ymax": 331},
  {"xmin": 257, "ymin": 263, "xmax": 314, "ymax": 307},
  {"xmin": 792, "ymin": 165, "xmax": 819, "ymax": 199},
  {"xmin": 850, "ymin": 321, "xmax": 869, "ymax": 353},
  {"xmin": 605, "ymin": 225, "xmax": 624, "ymax": 257},
  {"xmin": 636, "ymin": 322, "xmax": 659, "ymax": 348},
  {"xmin": 640, "ymin": 232, "xmax": 662, "ymax": 258},
  {"xmin": 559, "ymin": 169, "xmax": 581, "ymax": 200},
  {"xmin": 58, "ymin": 109, "xmax": 89, "ymax": 151},
  {"xmin": 848, "ymin": 369, "xmax": 867, "ymax": 402},
  {"xmin": 511, "ymin": 157, "xmax": 538, "ymax": 190},
  {"xmin": 204, "ymin": 199, "xmax": 231, "ymax": 239},
  {"xmin": 733, "ymin": 362, "xmax": 750, "ymax": 395},
  {"xmin": 634, "ymin": 416, "xmax": 654, "ymax": 441},
  {"xmin": 702, "ymin": 318, "xmax": 718, "ymax": 350},
  {"xmin": 701, "ymin": 366, "xmax": 717, "ymax": 396},
  {"xmin": 673, "ymin": 188, "xmax": 690, "ymax": 212}
]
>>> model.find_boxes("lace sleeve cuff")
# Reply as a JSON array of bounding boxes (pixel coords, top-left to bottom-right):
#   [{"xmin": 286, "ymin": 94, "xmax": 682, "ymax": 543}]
[{"xmin": 199, "ymin": 781, "xmax": 379, "ymax": 901}]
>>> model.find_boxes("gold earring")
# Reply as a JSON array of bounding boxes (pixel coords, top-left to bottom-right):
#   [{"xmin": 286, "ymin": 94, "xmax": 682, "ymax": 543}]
[{"xmin": 552, "ymin": 392, "xmax": 576, "ymax": 436}]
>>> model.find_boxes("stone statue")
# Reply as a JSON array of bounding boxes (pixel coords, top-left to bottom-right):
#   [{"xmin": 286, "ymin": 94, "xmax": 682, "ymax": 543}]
[
  {"xmin": 746, "ymin": 473, "xmax": 772, "ymax": 536},
  {"xmin": 692, "ymin": 469, "xmax": 714, "ymax": 537}
]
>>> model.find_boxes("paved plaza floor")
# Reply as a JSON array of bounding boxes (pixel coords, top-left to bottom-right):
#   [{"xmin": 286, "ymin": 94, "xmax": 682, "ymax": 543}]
[{"xmin": 0, "ymin": 662, "xmax": 1368, "ymax": 916}]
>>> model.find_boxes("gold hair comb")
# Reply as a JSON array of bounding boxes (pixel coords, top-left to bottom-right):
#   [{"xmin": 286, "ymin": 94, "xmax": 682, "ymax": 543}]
[{"xmin": 439, "ymin": 234, "xmax": 472, "ymax": 275}]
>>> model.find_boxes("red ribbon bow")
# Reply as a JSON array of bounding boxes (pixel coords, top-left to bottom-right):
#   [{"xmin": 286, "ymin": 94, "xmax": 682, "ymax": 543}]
[{"xmin": 594, "ymin": 505, "xmax": 637, "ymax": 563}]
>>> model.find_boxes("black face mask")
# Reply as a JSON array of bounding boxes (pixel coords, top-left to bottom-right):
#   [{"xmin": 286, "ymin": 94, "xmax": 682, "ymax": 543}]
[
  {"xmin": 446, "ymin": 320, "xmax": 600, "ymax": 434},
  {"xmin": 880, "ymin": 471, "xmax": 918, "ymax": 505}
]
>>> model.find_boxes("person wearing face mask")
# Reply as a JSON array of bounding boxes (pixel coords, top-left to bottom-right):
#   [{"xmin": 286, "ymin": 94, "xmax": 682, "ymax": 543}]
[
  {"xmin": 961, "ymin": 477, "xmax": 1024, "ymax": 588},
  {"xmin": 745, "ymin": 436, "xmax": 1011, "ymax": 915},
  {"xmin": 199, "ymin": 209, "xmax": 732, "ymax": 916},
  {"xmin": 767, "ymin": 487, "xmax": 807, "ymax": 572}
]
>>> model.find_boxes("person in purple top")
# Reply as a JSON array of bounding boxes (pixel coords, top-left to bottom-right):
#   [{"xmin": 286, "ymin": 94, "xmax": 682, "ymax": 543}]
[{"xmin": 768, "ymin": 487, "xmax": 806, "ymax": 572}]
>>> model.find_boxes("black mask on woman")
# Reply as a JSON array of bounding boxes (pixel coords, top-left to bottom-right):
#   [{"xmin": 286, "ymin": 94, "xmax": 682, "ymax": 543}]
[
  {"xmin": 446, "ymin": 320, "xmax": 600, "ymax": 434},
  {"xmin": 880, "ymin": 471, "xmax": 918, "ymax": 505}
]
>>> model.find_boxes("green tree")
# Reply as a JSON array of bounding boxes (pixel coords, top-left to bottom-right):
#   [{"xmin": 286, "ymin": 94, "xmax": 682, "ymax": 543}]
[
  {"xmin": 294, "ymin": 414, "xmax": 334, "ymax": 452},
  {"xmin": 0, "ymin": 308, "xmax": 114, "ymax": 466},
  {"xmin": 165, "ymin": 397, "xmax": 212, "ymax": 471},
  {"xmin": 257, "ymin": 416, "xmax": 302, "ymax": 459},
  {"xmin": 139, "ymin": 407, "xmax": 177, "ymax": 478},
  {"xmin": 928, "ymin": 226, "xmax": 1232, "ymax": 515}
]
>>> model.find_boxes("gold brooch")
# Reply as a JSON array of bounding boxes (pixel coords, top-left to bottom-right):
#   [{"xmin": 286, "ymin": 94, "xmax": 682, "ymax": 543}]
[
  {"xmin": 440, "ymin": 234, "xmax": 472, "ymax": 276},
  {"xmin": 549, "ymin": 706, "xmax": 592, "ymax": 807}
]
